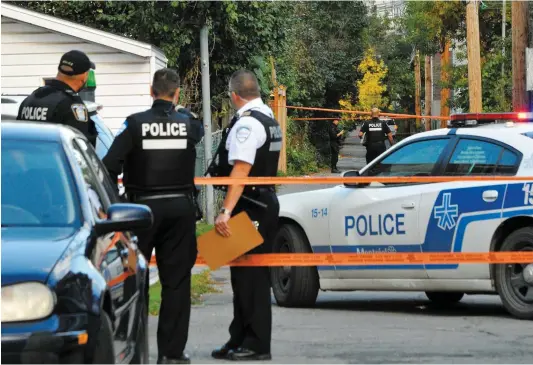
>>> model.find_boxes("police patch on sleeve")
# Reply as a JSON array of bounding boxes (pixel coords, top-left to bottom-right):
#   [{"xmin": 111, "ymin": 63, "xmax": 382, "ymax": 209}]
[
  {"xmin": 116, "ymin": 120, "xmax": 128, "ymax": 136},
  {"xmin": 71, "ymin": 104, "xmax": 88, "ymax": 122},
  {"xmin": 236, "ymin": 126, "xmax": 251, "ymax": 143}
]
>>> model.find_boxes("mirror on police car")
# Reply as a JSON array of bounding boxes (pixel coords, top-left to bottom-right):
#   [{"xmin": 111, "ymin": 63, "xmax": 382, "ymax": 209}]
[{"xmin": 342, "ymin": 170, "xmax": 361, "ymax": 188}]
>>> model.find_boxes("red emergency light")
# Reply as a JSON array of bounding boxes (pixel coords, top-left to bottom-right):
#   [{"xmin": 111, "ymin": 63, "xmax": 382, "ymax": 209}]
[
  {"xmin": 450, "ymin": 112, "xmax": 533, "ymax": 121},
  {"xmin": 448, "ymin": 112, "xmax": 533, "ymax": 128}
]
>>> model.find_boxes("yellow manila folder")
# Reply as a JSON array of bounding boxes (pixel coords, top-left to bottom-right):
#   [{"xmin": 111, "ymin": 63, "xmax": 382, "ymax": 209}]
[{"xmin": 197, "ymin": 212, "xmax": 264, "ymax": 271}]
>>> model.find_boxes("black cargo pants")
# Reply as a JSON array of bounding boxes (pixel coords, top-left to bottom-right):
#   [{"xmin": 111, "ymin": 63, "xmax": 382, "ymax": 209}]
[
  {"xmin": 133, "ymin": 193, "xmax": 198, "ymax": 359},
  {"xmin": 365, "ymin": 141, "xmax": 387, "ymax": 164},
  {"xmin": 226, "ymin": 188, "xmax": 280, "ymax": 354}
]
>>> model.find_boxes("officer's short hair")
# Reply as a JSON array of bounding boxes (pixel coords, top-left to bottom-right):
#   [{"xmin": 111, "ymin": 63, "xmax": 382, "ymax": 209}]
[
  {"xmin": 229, "ymin": 70, "xmax": 261, "ymax": 99},
  {"xmin": 152, "ymin": 68, "xmax": 180, "ymax": 98}
]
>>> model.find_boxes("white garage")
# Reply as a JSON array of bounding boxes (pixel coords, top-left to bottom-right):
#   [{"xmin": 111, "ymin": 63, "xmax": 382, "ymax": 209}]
[{"xmin": 1, "ymin": 3, "xmax": 168, "ymax": 133}]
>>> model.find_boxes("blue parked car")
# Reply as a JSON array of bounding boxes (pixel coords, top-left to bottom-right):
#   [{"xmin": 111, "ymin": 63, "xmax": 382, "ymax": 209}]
[{"xmin": 1, "ymin": 120, "xmax": 152, "ymax": 363}]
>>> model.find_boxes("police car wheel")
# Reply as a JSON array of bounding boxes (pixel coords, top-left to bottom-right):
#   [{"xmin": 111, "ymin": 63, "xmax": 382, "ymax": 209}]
[
  {"xmin": 92, "ymin": 311, "xmax": 115, "ymax": 363},
  {"xmin": 425, "ymin": 291, "xmax": 464, "ymax": 304},
  {"xmin": 270, "ymin": 223, "xmax": 319, "ymax": 307},
  {"xmin": 131, "ymin": 300, "xmax": 149, "ymax": 364},
  {"xmin": 494, "ymin": 227, "xmax": 533, "ymax": 320}
]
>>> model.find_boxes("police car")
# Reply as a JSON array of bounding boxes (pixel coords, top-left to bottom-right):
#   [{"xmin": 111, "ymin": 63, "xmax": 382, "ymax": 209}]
[{"xmin": 272, "ymin": 112, "xmax": 533, "ymax": 320}]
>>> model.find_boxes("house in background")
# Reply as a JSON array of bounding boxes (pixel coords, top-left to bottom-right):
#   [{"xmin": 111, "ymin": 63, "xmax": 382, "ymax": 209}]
[{"xmin": 1, "ymin": 3, "xmax": 167, "ymax": 134}]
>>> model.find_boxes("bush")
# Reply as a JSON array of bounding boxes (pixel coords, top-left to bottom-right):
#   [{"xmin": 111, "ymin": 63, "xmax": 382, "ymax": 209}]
[{"xmin": 286, "ymin": 118, "xmax": 321, "ymax": 176}]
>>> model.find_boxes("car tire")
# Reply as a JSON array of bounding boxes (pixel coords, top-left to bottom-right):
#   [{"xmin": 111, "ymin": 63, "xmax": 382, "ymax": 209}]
[
  {"xmin": 425, "ymin": 291, "xmax": 464, "ymax": 304},
  {"xmin": 131, "ymin": 300, "xmax": 149, "ymax": 364},
  {"xmin": 270, "ymin": 223, "xmax": 319, "ymax": 307},
  {"xmin": 494, "ymin": 227, "xmax": 533, "ymax": 320},
  {"xmin": 92, "ymin": 311, "xmax": 115, "ymax": 364}
]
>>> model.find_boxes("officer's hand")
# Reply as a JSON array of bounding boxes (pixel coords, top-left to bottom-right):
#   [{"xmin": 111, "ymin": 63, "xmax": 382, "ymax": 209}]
[{"xmin": 215, "ymin": 213, "xmax": 231, "ymax": 237}]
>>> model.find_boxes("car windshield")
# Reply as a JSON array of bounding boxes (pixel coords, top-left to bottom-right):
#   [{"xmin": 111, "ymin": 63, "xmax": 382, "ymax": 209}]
[{"xmin": 1, "ymin": 140, "xmax": 81, "ymax": 228}]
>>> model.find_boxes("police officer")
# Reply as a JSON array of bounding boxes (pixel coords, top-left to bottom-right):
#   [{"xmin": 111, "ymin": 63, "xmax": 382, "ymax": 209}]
[
  {"xmin": 329, "ymin": 119, "xmax": 344, "ymax": 173},
  {"xmin": 359, "ymin": 107, "xmax": 395, "ymax": 163},
  {"xmin": 210, "ymin": 70, "xmax": 281, "ymax": 361},
  {"xmin": 17, "ymin": 50, "xmax": 98, "ymax": 146},
  {"xmin": 102, "ymin": 68, "xmax": 203, "ymax": 365}
]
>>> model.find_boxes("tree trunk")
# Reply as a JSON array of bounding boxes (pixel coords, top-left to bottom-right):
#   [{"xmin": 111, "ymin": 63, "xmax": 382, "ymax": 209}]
[{"xmin": 440, "ymin": 40, "xmax": 452, "ymax": 127}]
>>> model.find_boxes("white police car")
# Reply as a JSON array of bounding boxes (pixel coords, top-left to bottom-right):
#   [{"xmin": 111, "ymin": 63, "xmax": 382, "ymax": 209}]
[{"xmin": 272, "ymin": 112, "xmax": 533, "ymax": 319}]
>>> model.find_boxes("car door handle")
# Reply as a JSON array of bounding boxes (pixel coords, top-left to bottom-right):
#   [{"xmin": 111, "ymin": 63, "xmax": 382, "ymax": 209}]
[
  {"xmin": 401, "ymin": 202, "xmax": 416, "ymax": 209},
  {"xmin": 482, "ymin": 190, "xmax": 498, "ymax": 202}
]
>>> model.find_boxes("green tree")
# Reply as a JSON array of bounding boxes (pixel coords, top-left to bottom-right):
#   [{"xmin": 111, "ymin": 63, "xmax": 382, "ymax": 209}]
[{"xmin": 10, "ymin": 0, "xmax": 290, "ymax": 113}]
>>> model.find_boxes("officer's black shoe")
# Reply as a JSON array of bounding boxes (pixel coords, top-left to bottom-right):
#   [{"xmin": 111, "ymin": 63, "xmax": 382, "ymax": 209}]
[
  {"xmin": 331, "ymin": 168, "xmax": 341, "ymax": 174},
  {"xmin": 211, "ymin": 343, "xmax": 237, "ymax": 359},
  {"xmin": 157, "ymin": 354, "xmax": 191, "ymax": 364},
  {"xmin": 227, "ymin": 348, "xmax": 272, "ymax": 361}
]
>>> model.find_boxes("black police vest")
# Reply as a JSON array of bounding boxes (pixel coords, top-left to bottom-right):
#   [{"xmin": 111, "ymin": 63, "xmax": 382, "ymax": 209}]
[
  {"xmin": 216, "ymin": 110, "xmax": 282, "ymax": 188},
  {"xmin": 123, "ymin": 108, "xmax": 196, "ymax": 193},
  {"xmin": 17, "ymin": 84, "xmax": 98, "ymax": 146},
  {"xmin": 365, "ymin": 118, "xmax": 387, "ymax": 144},
  {"xmin": 18, "ymin": 86, "xmax": 67, "ymax": 122}
]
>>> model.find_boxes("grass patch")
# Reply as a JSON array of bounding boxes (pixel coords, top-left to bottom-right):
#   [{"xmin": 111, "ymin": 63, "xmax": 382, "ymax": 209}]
[
  {"xmin": 148, "ymin": 269, "xmax": 221, "ymax": 315},
  {"xmin": 196, "ymin": 221, "xmax": 213, "ymax": 236},
  {"xmin": 148, "ymin": 223, "xmax": 220, "ymax": 315}
]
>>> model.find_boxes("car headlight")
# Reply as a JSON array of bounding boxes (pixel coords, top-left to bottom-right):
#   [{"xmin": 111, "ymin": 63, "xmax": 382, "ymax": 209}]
[{"xmin": 2, "ymin": 282, "xmax": 56, "ymax": 323}]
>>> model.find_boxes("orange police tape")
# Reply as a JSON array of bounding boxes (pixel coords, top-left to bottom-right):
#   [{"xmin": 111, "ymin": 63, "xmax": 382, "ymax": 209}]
[
  {"xmin": 282, "ymin": 105, "xmax": 450, "ymax": 121},
  {"xmin": 149, "ymin": 251, "xmax": 533, "ymax": 267}
]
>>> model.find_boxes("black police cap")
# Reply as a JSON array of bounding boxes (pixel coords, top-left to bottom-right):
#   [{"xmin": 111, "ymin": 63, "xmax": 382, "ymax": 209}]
[{"xmin": 58, "ymin": 50, "xmax": 95, "ymax": 76}]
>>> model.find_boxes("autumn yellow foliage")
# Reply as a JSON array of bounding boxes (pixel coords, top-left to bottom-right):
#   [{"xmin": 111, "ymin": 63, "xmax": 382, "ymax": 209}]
[{"xmin": 339, "ymin": 48, "xmax": 389, "ymax": 122}]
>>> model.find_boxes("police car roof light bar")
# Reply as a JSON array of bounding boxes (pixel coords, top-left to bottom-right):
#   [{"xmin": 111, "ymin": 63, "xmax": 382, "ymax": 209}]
[{"xmin": 448, "ymin": 112, "xmax": 533, "ymax": 128}]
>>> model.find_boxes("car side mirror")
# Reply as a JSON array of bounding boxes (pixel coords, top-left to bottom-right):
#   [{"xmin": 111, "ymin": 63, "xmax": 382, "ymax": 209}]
[
  {"xmin": 342, "ymin": 170, "xmax": 361, "ymax": 188},
  {"xmin": 95, "ymin": 203, "xmax": 153, "ymax": 236}
]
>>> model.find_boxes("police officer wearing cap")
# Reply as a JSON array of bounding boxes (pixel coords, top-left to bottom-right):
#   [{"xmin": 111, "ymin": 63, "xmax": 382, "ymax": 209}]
[
  {"xmin": 102, "ymin": 68, "xmax": 203, "ymax": 365},
  {"xmin": 210, "ymin": 70, "xmax": 281, "ymax": 362},
  {"xmin": 17, "ymin": 50, "xmax": 98, "ymax": 146},
  {"xmin": 359, "ymin": 107, "xmax": 395, "ymax": 164}
]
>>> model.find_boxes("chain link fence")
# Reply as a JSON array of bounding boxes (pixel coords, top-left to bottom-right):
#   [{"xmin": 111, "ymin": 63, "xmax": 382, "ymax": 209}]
[{"xmin": 195, "ymin": 130, "xmax": 224, "ymax": 221}]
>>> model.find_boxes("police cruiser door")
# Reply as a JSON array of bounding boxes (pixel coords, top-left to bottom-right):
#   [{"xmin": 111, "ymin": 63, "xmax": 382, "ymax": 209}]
[
  {"xmin": 416, "ymin": 136, "xmax": 520, "ymax": 280},
  {"xmin": 329, "ymin": 136, "xmax": 453, "ymax": 280}
]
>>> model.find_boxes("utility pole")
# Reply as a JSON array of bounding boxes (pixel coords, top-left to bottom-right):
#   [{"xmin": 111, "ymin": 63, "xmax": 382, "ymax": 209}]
[
  {"xmin": 466, "ymin": 0, "xmax": 482, "ymax": 113},
  {"xmin": 414, "ymin": 50, "xmax": 421, "ymax": 131},
  {"xmin": 511, "ymin": 0, "xmax": 528, "ymax": 111},
  {"xmin": 502, "ymin": 0, "xmax": 506, "ymax": 78},
  {"xmin": 200, "ymin": 24, "xmax": 214, "ymax": 225},
  {"xmin": 424, "ymin": 55, "xmax": 432, "ymax": 131}
]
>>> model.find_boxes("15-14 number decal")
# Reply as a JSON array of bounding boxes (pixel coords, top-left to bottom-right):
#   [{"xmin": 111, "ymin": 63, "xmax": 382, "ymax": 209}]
[
  {"xmin": 523, "ymin": 183, "xmax": 533, "ymax": 205},
  {"xmin": 312, "ymin": 208, "xmax": 328, "ymax": 218}
]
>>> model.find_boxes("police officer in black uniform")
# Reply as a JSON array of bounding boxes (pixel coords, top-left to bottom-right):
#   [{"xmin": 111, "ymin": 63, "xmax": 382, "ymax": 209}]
[
  {"xmin": 359, "ymin": 107, "xmax": 395, "ymax": 164},
  {"xmin": 209, "ymin": 70, "xmax": 281, "ymax": 362},
  {"xmin": 328, "ymin": 119, "xmax": 344, "ymax": 173},
  {"xmin": 102, "ymin": 68, "xmax": 203, "ymax": 365},
  {"xmin": 17, "ymin": 50, "xmax": 98, "ymax": 146}
]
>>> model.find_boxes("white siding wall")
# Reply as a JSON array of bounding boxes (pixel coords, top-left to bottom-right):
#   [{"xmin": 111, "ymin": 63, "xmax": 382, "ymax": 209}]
[{"xmin": 1, "ymin": 17, "xmax": 153, "ymax": 133}]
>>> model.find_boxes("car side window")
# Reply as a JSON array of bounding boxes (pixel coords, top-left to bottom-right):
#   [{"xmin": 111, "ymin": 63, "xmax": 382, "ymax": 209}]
[
  {"xmin": 444, "ymin": 139, "xmax": 518, "ymax": 175},
  {"xmin": 366, "ymin": 138, "xmax": 449, "ymax": 177},
  {"xmin": 75, "ymin": 138, "xmax": 120, "ymax": 204},
  {"xmin": 71, "ymin": 142, "xmax": 108, "ymax": 219}
]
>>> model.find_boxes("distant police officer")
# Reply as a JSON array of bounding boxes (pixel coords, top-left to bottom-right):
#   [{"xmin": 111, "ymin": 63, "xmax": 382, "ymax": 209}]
[
  {"xmin": 17, "ymin": 50, "xmax": 98, "ymax": 146},
  {"xmin": 359, "ymin": 107, "xmax": 395, "ymax": 163},
  {"xmin": 210, "ymin": 70, "xmax": 280, "ymax": 361},
  {"xmin": 329, "ymin": 119, "xmax": 344, "ymax": 173},
  {"xmin": 102, "ymin": 68, "xmax": 203, "ymax": 365}
]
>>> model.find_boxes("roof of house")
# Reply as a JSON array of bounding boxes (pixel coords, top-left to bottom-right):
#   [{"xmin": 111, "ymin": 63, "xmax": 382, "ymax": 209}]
[{"xmin": 1, "ymin": 3, "xmax": 168, "ymax": 63}]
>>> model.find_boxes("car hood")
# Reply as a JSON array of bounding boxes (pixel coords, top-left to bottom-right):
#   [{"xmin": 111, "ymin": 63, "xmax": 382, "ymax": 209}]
[{"xmin": 1, "ymin": 227, "xmax": 77, "ymax": 286}]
